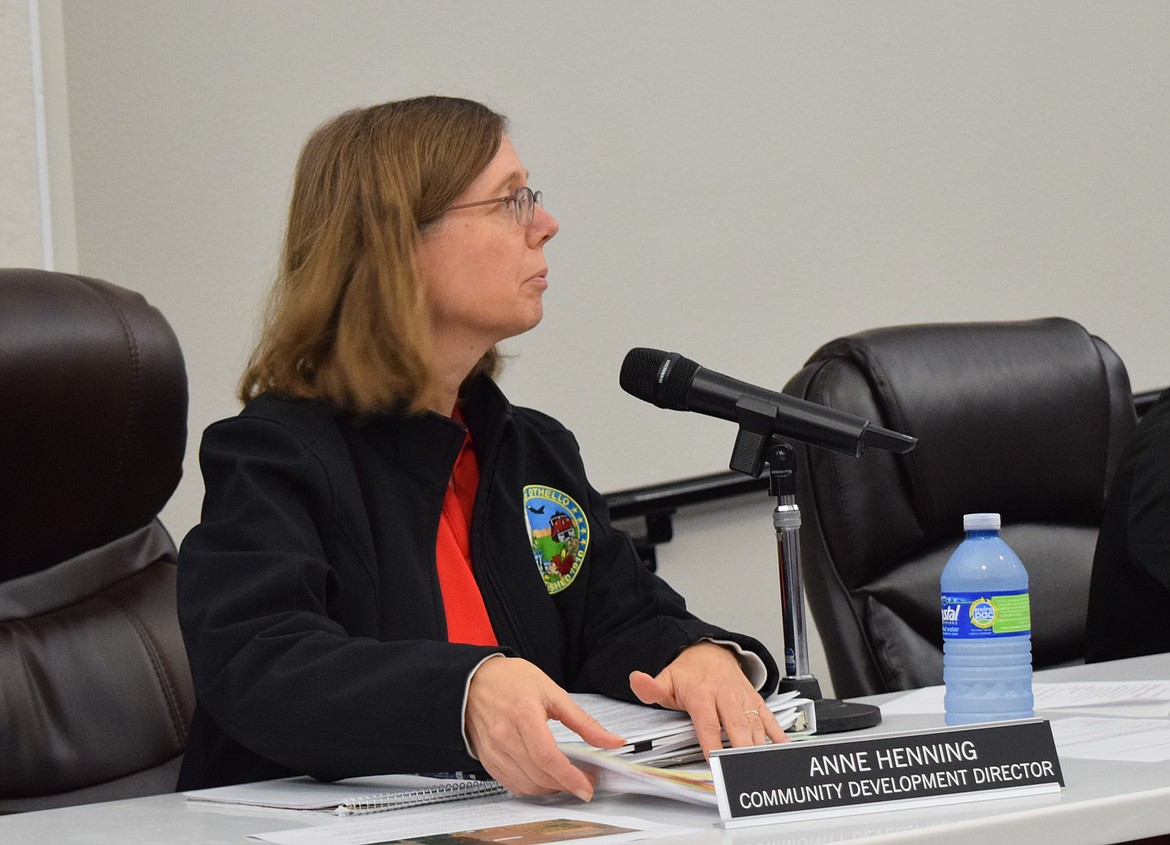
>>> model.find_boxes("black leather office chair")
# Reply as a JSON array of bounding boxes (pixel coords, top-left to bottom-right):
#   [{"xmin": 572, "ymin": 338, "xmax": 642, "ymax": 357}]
[
  {"xmin": 782, "ymin": 318, "xmax": 1136, "ymax": 699},
  {"xmin": 0, "ymin": 268, "xmax": 195, "ymax": 810}
]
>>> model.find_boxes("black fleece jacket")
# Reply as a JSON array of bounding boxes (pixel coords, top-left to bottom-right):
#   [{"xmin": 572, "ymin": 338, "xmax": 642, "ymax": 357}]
[{"xmin": 176, "ymin": 376, "xmax": 778, "ymax": 790}]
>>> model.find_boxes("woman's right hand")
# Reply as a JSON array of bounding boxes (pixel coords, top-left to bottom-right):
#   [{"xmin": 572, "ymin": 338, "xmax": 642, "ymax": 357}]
[{"xmin": 465, "ymin": 657, "xmax": 625, "ymax": 800}]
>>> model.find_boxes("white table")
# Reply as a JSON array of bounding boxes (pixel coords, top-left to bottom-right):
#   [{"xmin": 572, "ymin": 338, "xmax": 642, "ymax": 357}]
[{"xmin": 4, "ymin": 653, "xmax": 1169, "ymax": 845}]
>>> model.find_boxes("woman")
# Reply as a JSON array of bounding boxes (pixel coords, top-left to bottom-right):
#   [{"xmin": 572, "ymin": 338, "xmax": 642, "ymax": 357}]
[{"xmin": 177, "ymin": 96, "xmax": 783, "ymax": 800}]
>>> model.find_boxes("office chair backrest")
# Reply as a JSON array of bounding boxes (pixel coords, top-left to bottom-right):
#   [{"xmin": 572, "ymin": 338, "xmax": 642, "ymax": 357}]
[
  {"xmin": 783, "ymin": 318, "xmax": 1136, "ymax": 699},
  {"xmin": 0, "ymin": 268, "xmax": 195, "ymax": 810}
]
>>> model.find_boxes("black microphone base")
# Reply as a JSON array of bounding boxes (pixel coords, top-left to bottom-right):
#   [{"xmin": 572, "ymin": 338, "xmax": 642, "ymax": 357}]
[
  {"xmin": 777, "ymin": 675, "xmax": 883, "ymax": 734},
  {"xmin": 810, "ymin": 698, "xmax": 883, "ymax": 733}
]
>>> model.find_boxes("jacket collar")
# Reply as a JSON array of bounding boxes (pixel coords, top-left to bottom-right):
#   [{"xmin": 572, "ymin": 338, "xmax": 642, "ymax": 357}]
[{"xmin": 348, "ymin": 375, "xmax": 513, "ymax": 490}]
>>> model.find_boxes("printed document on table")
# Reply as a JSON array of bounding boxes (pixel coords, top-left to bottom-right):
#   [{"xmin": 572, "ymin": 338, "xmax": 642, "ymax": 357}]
[
  {"xmin": 250, "ymin": 798, "xmax": 702, "ymax": 845},
  {"xmin": 1049, "ymin": 716, "xmax": 1170, "ymax": 762},
  {"xmin": 1031, "ymin": 681, "xmax": 1170, "ymax": 717},
  {"xmin": 881, "ymin": 681, "xmax": 1170, "ymax": 718}
]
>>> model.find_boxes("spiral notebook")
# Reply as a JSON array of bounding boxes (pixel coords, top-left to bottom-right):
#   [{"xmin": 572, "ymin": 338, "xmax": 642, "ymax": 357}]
[{"xmin": 184, "ymin": 773, "xmax": 508, "ymax": 816}]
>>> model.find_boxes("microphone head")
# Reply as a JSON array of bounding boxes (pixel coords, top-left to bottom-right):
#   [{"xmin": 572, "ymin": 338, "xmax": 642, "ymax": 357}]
[{"xmin": 619, "ymin": 348, "xmax": 699, "ymax": 410}]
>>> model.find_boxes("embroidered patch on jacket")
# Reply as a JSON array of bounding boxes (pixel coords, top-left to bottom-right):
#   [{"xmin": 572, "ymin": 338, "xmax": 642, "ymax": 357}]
[{"xmin": 523, "ymin": 484, "xmax": 588, "ymax": 594}]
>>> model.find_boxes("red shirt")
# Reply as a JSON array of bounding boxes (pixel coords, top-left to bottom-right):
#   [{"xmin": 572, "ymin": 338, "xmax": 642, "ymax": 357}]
[{"xmin": 435, "ymin": 411, "xmax": 497, "ymax": 646}]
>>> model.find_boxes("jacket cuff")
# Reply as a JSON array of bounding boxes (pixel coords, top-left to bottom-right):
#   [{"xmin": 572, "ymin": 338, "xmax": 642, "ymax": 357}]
[{"xmin": 700, "ymin": 637, "xmax": 769, "ymax": 690}]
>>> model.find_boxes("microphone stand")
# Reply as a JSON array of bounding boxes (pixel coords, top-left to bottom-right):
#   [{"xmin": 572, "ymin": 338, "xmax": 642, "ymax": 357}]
[{"xmin": 729, "ymin": 397, "xmax": 882, "ymax": 732}]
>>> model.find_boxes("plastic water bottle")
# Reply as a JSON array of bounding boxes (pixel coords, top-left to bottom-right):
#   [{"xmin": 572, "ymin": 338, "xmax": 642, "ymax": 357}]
[{"xmin": 940, "ymin": 513, "xmax": 1034, "ymax": 725}]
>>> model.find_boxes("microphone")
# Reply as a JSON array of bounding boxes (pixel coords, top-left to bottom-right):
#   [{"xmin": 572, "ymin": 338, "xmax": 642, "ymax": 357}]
[{"xmin": 619, "ymin": 347, "xmax": 917, "ymax": 458}]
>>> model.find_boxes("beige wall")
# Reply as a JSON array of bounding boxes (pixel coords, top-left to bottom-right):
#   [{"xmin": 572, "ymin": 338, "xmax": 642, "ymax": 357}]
[
  {"xmin": 1, "ymin": 0, "xmax": 74, "ymax": 270},
  {"xmin": 0, "ymin": 0, "xmax": 41, "ymax": 266}
]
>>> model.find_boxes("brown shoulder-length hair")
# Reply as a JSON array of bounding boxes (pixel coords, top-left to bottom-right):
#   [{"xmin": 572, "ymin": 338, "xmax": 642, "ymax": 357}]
[{"xmin": 239, "ymin": 96, "xmax": 507, "ymax": 413}]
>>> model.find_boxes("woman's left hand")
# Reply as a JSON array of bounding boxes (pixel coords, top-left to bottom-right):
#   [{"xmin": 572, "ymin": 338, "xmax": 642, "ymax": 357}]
[{"xmin": 628, "ymin": 641, "xmax": 788, "ymax": 758}]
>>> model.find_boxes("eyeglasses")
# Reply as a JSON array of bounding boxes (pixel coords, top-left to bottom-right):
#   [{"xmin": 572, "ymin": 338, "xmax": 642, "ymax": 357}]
[{"xmin": 445, "ymin": 186, "xmax": 543, "ymax": 226}]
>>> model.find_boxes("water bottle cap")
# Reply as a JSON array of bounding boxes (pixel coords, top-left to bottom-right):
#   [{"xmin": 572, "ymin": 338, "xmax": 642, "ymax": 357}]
[{"xmin": 963, "ymin": 512, "xmax": 1001, "ymax": 530}]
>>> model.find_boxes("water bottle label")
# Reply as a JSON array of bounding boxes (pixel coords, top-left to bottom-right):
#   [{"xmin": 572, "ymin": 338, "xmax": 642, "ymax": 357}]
[{"xmin": 941, "ymin": 589, "xmax": 1031, "ymax": 638}]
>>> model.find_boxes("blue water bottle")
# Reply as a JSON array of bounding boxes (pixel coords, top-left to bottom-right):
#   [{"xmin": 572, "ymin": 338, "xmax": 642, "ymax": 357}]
[{"xmin": 940, "ymin": 513, "xmax": 1034, "ymax": 725}]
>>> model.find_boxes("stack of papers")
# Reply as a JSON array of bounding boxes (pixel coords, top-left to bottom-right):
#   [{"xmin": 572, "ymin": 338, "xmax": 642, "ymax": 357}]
[
  {"xmin": 550, "ymin": 690, "xmax": 816, "ymax": 766},
  {"xmin": 547, "ymin": 691, "xmax": 816, "ymax": 806},
  {"xmin": 560, "ymin": 745, "xmax": 720, "ymax": 806}
]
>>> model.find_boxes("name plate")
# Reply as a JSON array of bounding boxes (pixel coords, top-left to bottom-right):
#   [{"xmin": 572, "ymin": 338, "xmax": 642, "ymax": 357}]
[{"xmin": 709, "ymin": 719, "xmax": 1063, "ymax": 828}]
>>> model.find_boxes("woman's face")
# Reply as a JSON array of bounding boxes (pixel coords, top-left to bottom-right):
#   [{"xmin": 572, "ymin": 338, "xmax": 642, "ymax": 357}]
[{"xmin": 416, "ymin": 135, "xmax": 559, "ymax": 361}]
